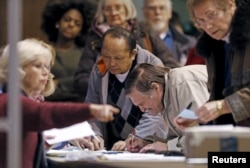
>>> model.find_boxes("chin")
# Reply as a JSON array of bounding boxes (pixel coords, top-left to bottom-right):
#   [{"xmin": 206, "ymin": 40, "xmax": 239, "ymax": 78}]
[{"xmin": 150, "ymin": 111, "xmax": 158, "ymax": 116}]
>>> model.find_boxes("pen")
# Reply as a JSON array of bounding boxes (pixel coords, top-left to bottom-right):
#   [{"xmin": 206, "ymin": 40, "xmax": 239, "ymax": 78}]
[
  {"xmin": 131, "ymin": 130, "xmax": 137, "ymax": 146},
  {"xmin": 131, "ymin": 134, "xmax": 134, "ymax": 146},
  {"xmin": 186, "ymin": 102, "xmax": 193, "ymax": 109}
]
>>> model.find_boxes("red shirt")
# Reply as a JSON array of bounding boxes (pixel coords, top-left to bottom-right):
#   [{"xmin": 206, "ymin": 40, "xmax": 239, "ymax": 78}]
[{"xmin": 0, "ymin": 94, "xmax": 92, "ymax": 168}]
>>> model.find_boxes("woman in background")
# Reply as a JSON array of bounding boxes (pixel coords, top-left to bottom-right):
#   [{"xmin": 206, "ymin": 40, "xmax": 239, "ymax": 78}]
[{"xmin": 41, "ymin": 0, "xmax": 97, "ymax": 102}]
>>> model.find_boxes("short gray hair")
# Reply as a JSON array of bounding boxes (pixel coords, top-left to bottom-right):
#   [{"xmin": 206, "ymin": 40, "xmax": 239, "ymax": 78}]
[
  {"xmin": 94, "ymin": 0, "xmax": 137, "ymax": 24},
  {"xmin": 125, "ymin": 63, "xmax": 170, "ymax": 95}
]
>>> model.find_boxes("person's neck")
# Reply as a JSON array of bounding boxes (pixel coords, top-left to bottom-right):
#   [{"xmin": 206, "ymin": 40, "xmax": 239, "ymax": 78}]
[
  {"xmin": 55, "ymin": 38, "xmax": 76, "ymax": 51},
  {"xmin": 112, "ymin": 22, "xmax": 129, "ymax": 29},
  {"xmin": 22, "ymin": 86, "xmax": 41, "ymax": 96},
  {"xmin": 159, "ymin": 26, "xmax": 169, "ymax": 35}
]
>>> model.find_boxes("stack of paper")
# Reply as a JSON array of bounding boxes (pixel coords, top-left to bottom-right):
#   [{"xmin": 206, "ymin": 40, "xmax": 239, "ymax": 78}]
[{"xmin": 43, "ymin": 121, "xmax": 95, "ymax": 144}]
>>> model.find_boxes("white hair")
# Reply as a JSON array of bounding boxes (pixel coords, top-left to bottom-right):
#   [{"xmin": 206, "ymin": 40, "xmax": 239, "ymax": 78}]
[
  {"xmin": 94, "ymin": 0, "xmax": 137, "ymax": 24},
  {"xmin": 0, "ymin": 38, "xmax": 56, "ymax": 96}
]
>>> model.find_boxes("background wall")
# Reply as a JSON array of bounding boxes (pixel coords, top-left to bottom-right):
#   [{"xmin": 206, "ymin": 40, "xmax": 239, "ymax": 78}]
[{"xmin": 0, "ymin": 0, "xmax": 48, "ymax": 47}]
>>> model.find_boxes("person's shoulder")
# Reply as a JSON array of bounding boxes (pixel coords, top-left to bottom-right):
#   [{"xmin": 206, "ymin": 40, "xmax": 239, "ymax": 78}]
[
  {"xmin": 169, "ymin": 65, "xmax": 207, "ymax": 84},
  {"xmin": 136, "ymin": 45, "xmax": 163, "ymax": 65},
  {"xmin": 137, "ymin": 21, "xmax": 151, "ymax": 33},
  {"xmin": 171, "ymin": 65, "xmax": 207, "ymax": 75}
]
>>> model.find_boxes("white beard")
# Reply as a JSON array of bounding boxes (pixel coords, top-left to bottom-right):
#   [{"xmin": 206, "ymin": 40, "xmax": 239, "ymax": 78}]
[{"xmin": 150, "ymin": 21, "xmax": 167, "ymax": 33}]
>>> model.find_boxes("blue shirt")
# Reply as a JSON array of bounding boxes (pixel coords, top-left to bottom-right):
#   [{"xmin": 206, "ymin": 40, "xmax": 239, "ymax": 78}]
[{"xmin": 162, "ymin": 29, "xmax": 174, "ymax": 53}]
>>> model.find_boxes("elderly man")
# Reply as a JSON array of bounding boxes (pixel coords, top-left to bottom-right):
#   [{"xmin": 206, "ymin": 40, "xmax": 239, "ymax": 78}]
[
  {"xmin": 124, "ymin": 63, "xmax": 209, "ymax": 152},
  {"xmin": 143, "ymin": 0, "xmax": 196, "ymax": 65},
  {"xmin": 73, "ymin": 27, "xmax": 168, "ymax": 151}
]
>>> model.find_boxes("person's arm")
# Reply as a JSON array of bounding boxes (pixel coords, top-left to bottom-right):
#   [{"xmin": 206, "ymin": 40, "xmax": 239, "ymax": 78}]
[
  {"xmin": 134, "ymin": 113, "xmax": 168, "ymax": 143},
  {"xmin": 225, "ymin": 87, "xmax": 250, "ymax": 122},
  {"xmin": 20, "ymin": 95, "xmax": 119, "ymax": 132},
  {"xmin": 74, "ymin": 46, "xmax": 99, "ymax": 98},
  {"xmin": 148, "ymin": 31, "xmax": 180, "ymax": 68},
  {"xmin": 21, "ymin": 95, "xmax": 92, "ymax": 131}
]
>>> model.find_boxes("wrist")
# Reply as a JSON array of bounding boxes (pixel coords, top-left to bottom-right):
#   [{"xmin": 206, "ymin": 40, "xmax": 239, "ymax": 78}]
[{"xmin": 216, "ymin": 100, "xmax": 223, "ymax": 115}]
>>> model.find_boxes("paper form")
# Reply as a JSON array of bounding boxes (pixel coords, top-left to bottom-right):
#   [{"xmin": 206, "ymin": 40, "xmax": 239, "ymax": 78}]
[{"xmin": 43, "ymin": 121, "xmax": 95, "ymax": 144}]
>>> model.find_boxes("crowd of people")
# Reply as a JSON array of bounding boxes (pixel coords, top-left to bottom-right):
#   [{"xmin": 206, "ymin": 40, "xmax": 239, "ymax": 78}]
[{"xmin": 1, "ymin": 0, "xmax": 250, "ymax": 167}]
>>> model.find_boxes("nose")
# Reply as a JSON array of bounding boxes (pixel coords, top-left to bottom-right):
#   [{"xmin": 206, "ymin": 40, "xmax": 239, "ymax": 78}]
[
  {"xmin": 110, "ymin": 9, "xmax": 118, "ymax": 15},
  {"xmin": 203, "ymin": 21, "xmax": 213, "ymax": 30},
  {"xmin": 42, "ymin": 67, "xmax": 49, "ymax": 76},
  {"xmin": 155, "ymin": 8, "xmax": 161, "ymax": 14},
  {"xmin": 68, "ymin": 20, "xmax": 75, "ymax": 27},
  {"xmin": 109, "ymin": 58, "xmax": 116, "ymax": 67}
]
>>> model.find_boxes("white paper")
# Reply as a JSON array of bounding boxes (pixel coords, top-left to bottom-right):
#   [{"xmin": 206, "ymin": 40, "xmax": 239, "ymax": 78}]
[
  {"xmin": 102, "ymin": 153, "xmax": 185, "ymax": 161},
  {"xmin": 178, "ymin": 109, "xmax": 198, "ymax": 119},
  {"xmin": 43, "ymin": 121, "xmax": 95, "ymax": 144}
]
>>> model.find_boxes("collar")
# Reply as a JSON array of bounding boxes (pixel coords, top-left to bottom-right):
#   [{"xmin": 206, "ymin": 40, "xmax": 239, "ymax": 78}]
[
  {"xmin": 115, "ymin": 71, "xmax": 130, "ymax": 83},
  {"xmin": 162, "ymin": 73, "xmax": 169, "ymax": 112},
  {"xmin": 159, "ymin": 29, "xmax": 172, "ymax": 40},
  {"xmin": 222, "ymin": 32, "xmax": 230, "ymax": 43}
]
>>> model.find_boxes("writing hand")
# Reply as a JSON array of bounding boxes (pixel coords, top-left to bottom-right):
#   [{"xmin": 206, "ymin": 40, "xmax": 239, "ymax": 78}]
[{"xmin": 92, "ymin": 136, "xmax": 104, "ymax": 150}]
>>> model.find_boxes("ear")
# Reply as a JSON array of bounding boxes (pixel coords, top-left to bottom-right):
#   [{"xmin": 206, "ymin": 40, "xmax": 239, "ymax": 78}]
[
  {"xmin": 229, "ymin": 0, "xmax": 236, "ymax": 12},
  {"xmin": 130, "ymin": 49, "xmax": 137, "ymax": 60},
  {"xmin": 150, "ymin": 82, "xmax": 160, "ymax": 91}
]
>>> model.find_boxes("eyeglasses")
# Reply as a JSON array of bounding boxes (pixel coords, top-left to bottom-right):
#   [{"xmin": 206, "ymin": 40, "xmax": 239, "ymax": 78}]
[
  {"xmin": 194, "ymin": 11, "xmax": 218, "ymax": 27},
  {"xmin": 103, "ymin": 4, "xmax": 124, "ymax": 14}
]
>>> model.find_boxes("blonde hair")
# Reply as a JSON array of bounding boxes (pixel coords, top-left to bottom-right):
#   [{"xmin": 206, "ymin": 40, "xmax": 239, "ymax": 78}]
[
  {"xmin": 94, "ymin": 0, "xmax": 137, "ymax": 24},
  {"xmin": 0, "ymin": 38, "xmax": 56, "ymax": 96}
]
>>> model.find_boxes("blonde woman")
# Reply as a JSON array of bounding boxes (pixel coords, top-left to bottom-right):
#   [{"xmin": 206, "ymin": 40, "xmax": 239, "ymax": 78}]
[{"xmin": 0, "ymin": 38, "xmax": 119, "ymax": 168}]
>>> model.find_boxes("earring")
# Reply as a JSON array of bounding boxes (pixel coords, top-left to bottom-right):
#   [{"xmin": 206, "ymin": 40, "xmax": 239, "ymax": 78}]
[{"xmin": 55, "ymin": 24, "xmax": 59, "ymax": 28}]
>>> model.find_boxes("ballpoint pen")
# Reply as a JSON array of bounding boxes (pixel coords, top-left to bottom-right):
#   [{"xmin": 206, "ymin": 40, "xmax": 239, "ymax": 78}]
[
  {"xmin": 186, "ymin": 102, "xmax": 193, "ymax": 109},
  {"xmin": 131, "ymin": 130, "xmax": 136, "ymax": 146}
]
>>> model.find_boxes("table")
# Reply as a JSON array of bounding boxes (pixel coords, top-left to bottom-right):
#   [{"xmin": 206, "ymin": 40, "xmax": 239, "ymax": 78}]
[{"xmin": 47, "ymin": 156, "xmax": 207, "ymax": 168}]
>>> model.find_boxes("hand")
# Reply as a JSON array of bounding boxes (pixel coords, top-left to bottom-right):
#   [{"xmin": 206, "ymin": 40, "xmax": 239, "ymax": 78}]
[
  {"xmin": 139, "ymin": 141, "xmax": 168, "ymax": 153},
  {"xmin": 111, "ymin": 140, "xmax": 126, "ymax": 151},
  {"xmin": 173, "ymin": 116, "xmax": 198, "ymax": 131},
  {"xmin": 125, "ymin": 134, "xmax": 151, "ymax": 153},
  {"xmin": 195, "ymin": 100, "xmax": 230, "ymax": 124},
  {"xmin": 70, "ymin": 137, "xmax": 94, "ymax": 150},
  {"xmin": 29, "ymin": 95, "xmax": 44, "ymax": 103},
  {"xmin": 43, "ymin": 135, "xmax": 55, "ymax": 150},
  {"xmin": 90, "ymin": 104, "xmax": 119, "ymax": 122},
  {"xmin": 92, "ymin": 136, "xmax": 105, "ymax": 150}
]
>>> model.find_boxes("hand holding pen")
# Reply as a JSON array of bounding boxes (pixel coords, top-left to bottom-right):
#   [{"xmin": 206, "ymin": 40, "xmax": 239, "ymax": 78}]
[{"xmin": 125, "ymin": 130, "xmax": 150, "ymax": 153}]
